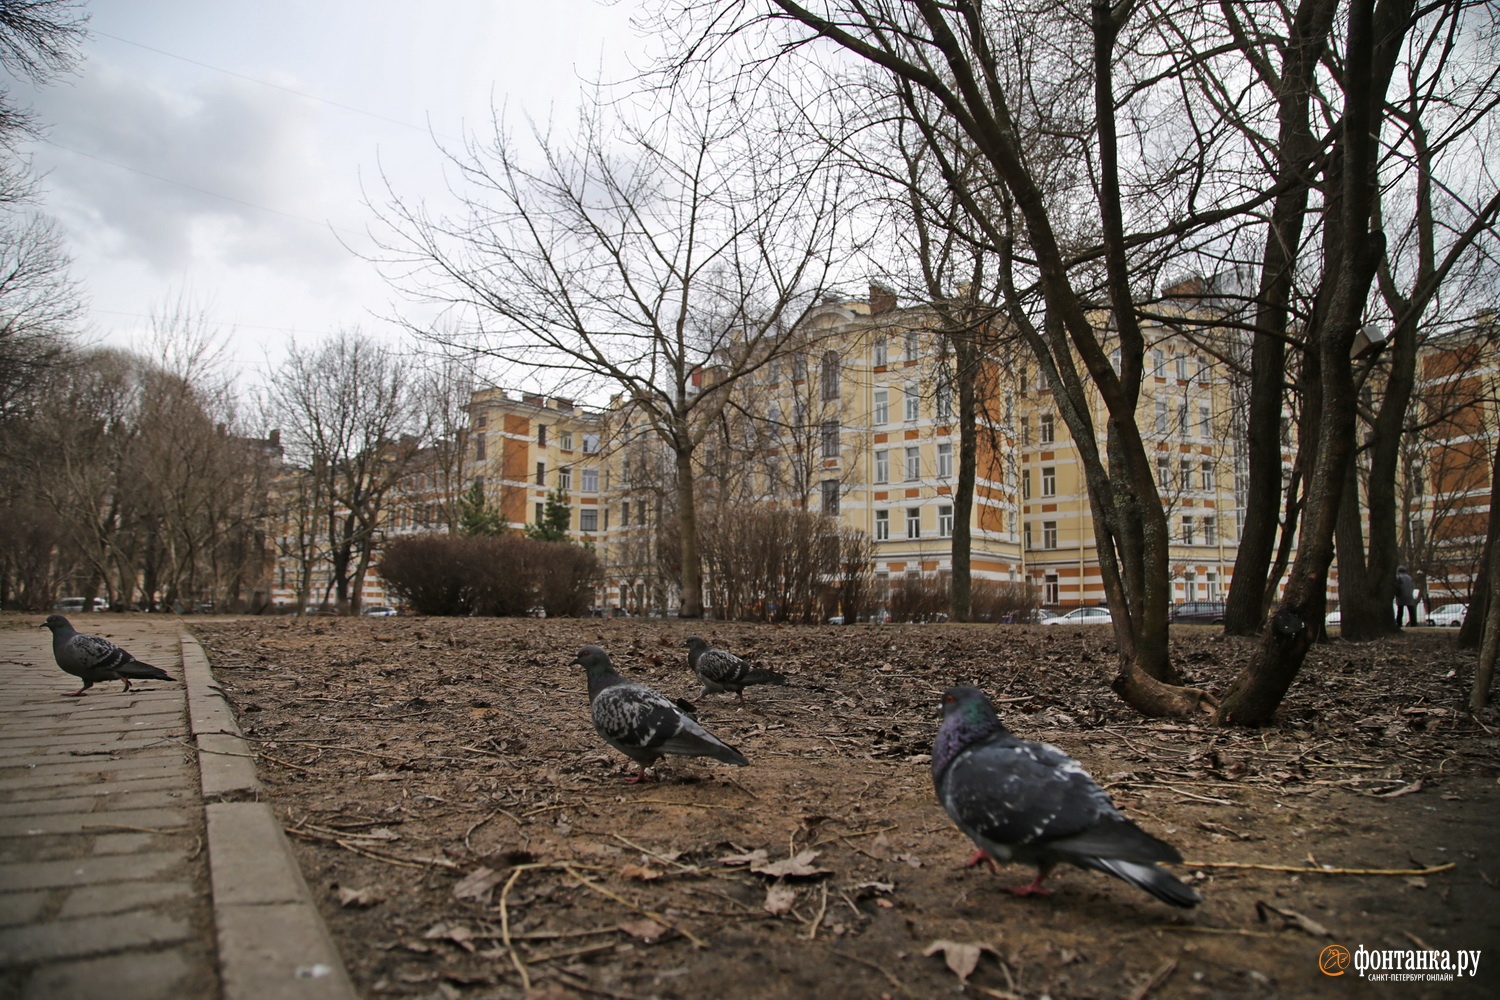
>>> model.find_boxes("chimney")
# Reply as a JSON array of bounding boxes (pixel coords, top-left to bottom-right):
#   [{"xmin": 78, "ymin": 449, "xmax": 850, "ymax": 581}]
[
  {"xmin": 552, "ymin": 397, "xmax": 574, "ymax": 413},
  {"xmin": 268, "ymin": 429, "xmax": 281, "ymax": 447},
  {"xmin": 522, "ymin": 393, "xmax": 544, "ymax": 407},
  {"xmin": 869, "ymin": 284, "xmax": 897, "ymax": 315}
]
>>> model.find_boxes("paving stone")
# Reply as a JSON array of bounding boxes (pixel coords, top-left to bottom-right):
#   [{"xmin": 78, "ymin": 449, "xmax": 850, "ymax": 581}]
[
  {"xmin": 0, "ymin": 851, "xmax": 183, "ymax": 891},
  {"xmin": 206, "ymin": 802, "xmax": 309, "ymax": 905},
  {"xmin": 0, "ymin": 789, "xmax": 185, "ymax": 818},
  {"xmin": 0, "ymin": 806, "xmax": 189, "ymax": 838},
  {"xmin": 0, "ymin": 890, "xmax": 51, "ymax": 928},
  {"xmin": 19, "ymin": 949, "xmax": 199, "ymax": 1000},
  {"xmin": 57, "ymin": 879, "xmax": 194, "ymax": 919},
  {"xmin": 198, "ymin": 733, "xmax": 261, "ymax": 800},
  {"xmin": 217, "ymin": 901, "xmax": 356, "ymax": 1000},
  {"xmin": 0, "ymin": 773, "xmax": 186, "ymax": 804},
  {"xmin": 90, "ymin": 832, "xmax": 168, "ymax": 856},
  {"xmin": 0, "ymin": 909, "xmax": 192, "ymax": 963}
]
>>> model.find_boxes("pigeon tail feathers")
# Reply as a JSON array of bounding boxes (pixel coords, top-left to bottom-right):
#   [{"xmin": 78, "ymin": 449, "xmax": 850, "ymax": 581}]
[
  {"xmin": 1081, "ymin": 858, "xmax": 1202, "ymax": 908},
  {"xmin": 741, "ymin": 667, "xmax": 786, "ymax": 686},
  {"xmin": 113, "ymin": 661, "xmax": 175, "ymax": 682}
]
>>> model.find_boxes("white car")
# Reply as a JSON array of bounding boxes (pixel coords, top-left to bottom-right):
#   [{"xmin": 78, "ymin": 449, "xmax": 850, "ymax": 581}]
[
  {"xmin": 1427, "ymin": 603, "xmax": 1466, "ymax": 627},
  {"xmin": 1043, "ymin": 606, "xmax": 1113, "ymax": 625},
  {"xmin": 1324, "ymin": 608, "xmax": 1341, "ymax": 628},
  {"xmin": 361, "ymin": 605, "xmax": 398, "ymax": 617}
]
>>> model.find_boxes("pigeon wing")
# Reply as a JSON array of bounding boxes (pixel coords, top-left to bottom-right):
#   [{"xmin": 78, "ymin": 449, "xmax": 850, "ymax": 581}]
[
  {"xmin": 59, "ymin": 633, "xmax": 129, "ymax": 677},
  {"xmin": 591, "ymin": 684, "xmax": 686, "ymax": 752},
  {"xmin": 695, "ymin": 649, "xmax": 748, "ymax": 686},
  {"xmin": 942, "ymin": 739, "xmax": 1114, "ymax": 850}
]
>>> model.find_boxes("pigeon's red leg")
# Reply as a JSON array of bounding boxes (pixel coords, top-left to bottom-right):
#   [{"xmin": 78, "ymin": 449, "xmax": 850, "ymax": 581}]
[
  {"xmin": 121, "ymin": 678, "xmax": 133, "ymax": 693},
  {"xmin": 64, "ymin": 687, "xmax": 87, "ymax": 697},
  {"xmin": 1002, "ymin": 870, "xmax": 1053, "ymax": 898},
  {"xmin": 964, "ymin": 849, "xmax": 1001, "ymax": 873},
  {"xmin": 624, "ymin": 768, "xmax": 653, "ymax": 784}
]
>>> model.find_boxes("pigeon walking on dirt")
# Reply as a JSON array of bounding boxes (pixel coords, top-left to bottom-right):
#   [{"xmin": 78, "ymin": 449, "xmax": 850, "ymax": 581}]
[
  {"xmin": 683, "ymin": 636, "xmax": 786, "ymax": 702},
  {"xmin": 572, "ymin": 645, "xmax": 749, "ymax": 783},
  {"xmin": 40, "ymin": 615, "xmax": 176, "ymax": 697},
  {"xmin": 932, "ymin": 686, "xmax": 1200, "ymax": 907}
]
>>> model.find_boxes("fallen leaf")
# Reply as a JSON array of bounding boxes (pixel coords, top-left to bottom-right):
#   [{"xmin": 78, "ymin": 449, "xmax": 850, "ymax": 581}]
[
  {"xmin": 618, "ymin": 918, "xmax": 670, "ymax": 943},
  {"xmin": 335, "ymin": 886, "xmax": 381, "ymax": 908},
  {"xmin": 423, "ymin": 922, "xmax": 477, "ymax": 952},
  {"xmin": 718, "ymin": 848, "xmax": 770, "ymax": 867},
  {"xmin": 452, "ymin": 866, "xmax": 504, "ymax": 902},
  {"xmin": 923, "ymin": 939, "xmax": 997, "ymax": 983},
  {"xmin": 1373, "ymin": 779, "xmax": 1424, "ymax": 798},
  {"xmin": 1255, "ymin": 900, "xmax": 1330, "ymax": 937},
  {"xmin": 895, "ymin": 853, "xmax": 923, "ymax": 869},
  {"xmin": 764, "ymin": 882, "xmax": 798, "ymax": 915},
  {"xmin": 621, "ymin": 864, "xmax": 663, "ymax": 881},
  {"xmin": 751, "ymin": 849, "xmax": 833, "ymax": 879},
  {"xmin": 855, "ymin": 881, "xmax": 895, "ymax": 895}
]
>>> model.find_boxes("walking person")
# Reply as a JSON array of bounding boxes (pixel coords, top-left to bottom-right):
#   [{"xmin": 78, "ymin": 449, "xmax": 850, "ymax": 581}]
[{"xmin": 1395, "ymin": 566, "xmax": 1419, "ymax": 628}]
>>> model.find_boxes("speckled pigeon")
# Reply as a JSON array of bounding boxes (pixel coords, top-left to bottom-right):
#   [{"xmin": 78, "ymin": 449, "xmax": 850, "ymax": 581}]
[
  {"xmin": 933, "ymin": 686, "xmax": 1200, "ymax": 907},
  {"xmin": 572, "ymin": 645, "xmax": 748, "ymax": 783},
  {"xmin": 41, "ymin": 615, "xmax": 176, "ymax": 697},
  {"xmin": 683, "ymin": 636, "xmax": 786, "ymax": 701}
]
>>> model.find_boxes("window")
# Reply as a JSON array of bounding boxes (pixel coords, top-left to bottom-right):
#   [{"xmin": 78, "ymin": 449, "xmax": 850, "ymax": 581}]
[
  {"xmin": 874, "ymin": 389, "xmax": 889, "ymax": 425},
  {"xmin": 582, "ymin": 433, "xmax": 600, "ymax": 454},
  {"xmin": 1042, "ymin": 466, "xmax": 1056, "ymax": 496},
  {"xmin": 821, "ymin": 420, "xmax": 840, "ymax": 459},
  {"xmin": 792, "ymin": 354, "xmax": 807, "ymax": 381},
  {"xmin": 936, "ymin": 381, "xmax": 953, "ymax": 420},
  {"xmin": 474, "ymin": 432, "xmax": 486, "ymax": 461},
  {"xmin": 1182, "ymin": 516, "xmax": 1196, "ymax": 544},
  {"xmin": 905, "ymin": 331, "xmax": 919, "ymax": 361},
  {"xmin": 582, "ymin": 468, "xmax": 599, "ymax": 493},
  {"xmin": 875, "ymin": 449, "xmax": 889, "ymax": 484},
  {"xmin": 1152, "ymin": 348, "xmax": 1166, "ymax": 375},
  {"xmin": 1204, "ymin": 517, "xmax": 1218, "ymax": 546},
  {"xmin": 937, "ymin": 442, "xmax": 953, "ymax": 478},
  {"xmin": 1199, "ymin": 405, "xmax": 1212, "ymax": 439},
  {"xmin": 1040, "ymin": 412, "xmax": 1054, "ymax": 444},
  {"xmin": 820, "ymin": 350, "xmax": 840, "ymax": 400},
  {"xmin": 622, "ymin": 500, "xmax": 630, "ymax": 526},
  {"xmin": 560, "ymin": 430, "xmax": 573, "ymax": 451},
  {"xmin": 1184, "ymin": 571, "xmax": 1196, "ymax": 600},
  {"xmin": 875, "ymin": 509, "xmax": 890, "ymax": 540},
  {"xmin": 1156, "ymin": 455, "xmax": 1170, "ymax": 488},
  {"xmin": 1197, "ymin": 355, "xmax": 1210, "ymax": 381},
  {"xmin": 821, "ymin": 479, "xmax": 839, "ymax": 516},
  {"xmin": 938, "ymin": 504, "xmax": 953, "ymax": 538},
  {"xmin": 1022, "ymin": 468, "xmax": 1031, "ymax": 499},
  {"xmin": 1154, "ymin": 400, "xmax": 1168, "ymax": 434},
  {"xmin": 535, "ymin": 502, "xmax": 544, "ymax": 524},
  {"xmin": 638, "ymin": 501, "xmax": 647, "ymax": 526},
  {"xmin": 1177, "ymin": 403, "xmax": 1188, "ymax": 435},
  {"xmin": 1024, "ymin": 522, "xmax": 1033, "ymax": 549},
  {"xmin": 1180, "ymin": 459, "xmax": 1192, "ymax": 491},
  {"xmin": 580, "ymin": 509, "xmax": 598, "ymax": 532},
  {"xmin": 1206, "ymin": 571, "xmax": 1219, "ymax": 599},
  {"xmin": 477, "ymin": 414, "xmax": 487, "ymax": 429},
  {"xmin": 536, "ymin": 462, "xmax": 546, "ymax": 486},
  {"xmin": 1176, "ymin": 355, "xmax": 1189, "ymax": 380},
  {"xmin": 873, "ymin": 336, "xmax": 887, "ymax": 367},
  {"xmin": 1044, "ymin": 573, "xmax": 1059, "ymax": 604},
  {"xmin": 1110, "ymin": 347, "xmax": 1122, "ymax": 372},
  {"xmin": 1201, "ymin": 461, "xmax": 1215, "ymax": 491},
  {"xmin": 558, "ymin": 467, "xmax": 572, "ymax": 491},
  {"xmin": 904, "ymin": 385, "xmax": 920, "ymax": 422},
  {"xmin": 905, "ymin": 446, "xmax": 921, "ymax": 481},
  {"xmin": 906, "ymin": 507, "xmax": 922, "ymax": 539},
  {"xmin": 1043, "ymin": 521, "xmax": 1058, "ymax": 549},
  {"xmin": 537, "ymin": 424, "xmax": 548, "ymax": 447},
  {"xmin": 1020, "ymin": 415, "xmax": 1031, "ymax": 446},
  {"xmin": 603, "ymin": 509, "xmax": 609, "ymax": 530}
]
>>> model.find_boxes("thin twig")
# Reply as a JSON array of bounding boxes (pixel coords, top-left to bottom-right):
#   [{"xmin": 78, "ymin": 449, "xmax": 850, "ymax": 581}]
[
  {"xmin": 1128, "ymin": 958, "xmax": 1178, "ymax": 1000},
  {"xmin": 823, "ymin": 945, "xmax": 909, "ymax": 995},
  {"xmin": 498, "ymin": 866, "xmax": 531, "ymax": 993},
  {"xmin": 81, "ymin": 823, "xmax": 190, "ymax": 835},
  {"xmin": 285, "ymin": 827, "xmax": 456, "ymax": 869},
  {"xmin": 630, "ymin": 798, "xmax": 738, "ymax": 811},
  {"xmin": 562, "ymin": 864, "xmax": 706, "ymax": 949},
  {"xmin": 1184, "ymin": 861, "xmax": 1456, "ymax": 876},
  {"xmin": 805, "ymin": 883, "xmax": 828, "ymax": 940},
  {"xmin": 612, "ymin": 833, "xmax": 698, "ymax": 872}
]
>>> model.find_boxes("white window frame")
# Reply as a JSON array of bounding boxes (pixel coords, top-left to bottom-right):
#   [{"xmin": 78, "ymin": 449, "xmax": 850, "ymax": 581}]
[
  {"xmin": 873, "ymin": 389, "xmax": 889, "ymax": 426},
  {"xmin": 906, "ymin": 507, "xmax": 922, "ymax": 539},
  {"xmin": 937, "ymin": 442, "xmax": 953, "ymax": 479},
  {"xmin": 905, "ymin": 446, "xmax": 920, "ymax": 481},
  {"xmin": 874, "ymin": 509, "xmax": 889, "ymax": 540},
  {"xmin": 874, "ymin": 449, "xmax": 889, "ymax": 484},
  {"xmin": 904, "ymin": 385, "xmax": 920, "ymax": 422},
  {"xmin": 938, "ymin": 504, "xmax": 953, "ymax": 538}
]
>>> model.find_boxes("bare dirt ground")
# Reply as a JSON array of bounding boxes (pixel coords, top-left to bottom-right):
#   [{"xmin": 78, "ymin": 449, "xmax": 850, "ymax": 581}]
[{"xmin": 185, "ymin": 617, "xmax": 1500, "ymax": 999}]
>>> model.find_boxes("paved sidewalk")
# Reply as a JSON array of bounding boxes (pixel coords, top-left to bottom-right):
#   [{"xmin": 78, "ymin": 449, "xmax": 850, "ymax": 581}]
[{"xmin": 0, "ymin": 618, "xmax": 355, "ymax": 1000}]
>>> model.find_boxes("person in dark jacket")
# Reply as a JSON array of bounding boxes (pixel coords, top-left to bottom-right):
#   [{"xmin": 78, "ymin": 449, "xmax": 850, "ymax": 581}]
[{"xmin": 1395, "ymin": 566, "xmax": 1419, "ymax": 628}]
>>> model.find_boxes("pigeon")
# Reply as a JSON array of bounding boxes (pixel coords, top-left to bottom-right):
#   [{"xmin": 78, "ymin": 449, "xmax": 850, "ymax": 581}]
[
  {"xmin": 40, "ymin": 615, "xmax": 176, "ymax": 697},
  {"xmin": 572, "ymin": 645, "xmax": 748, "ymax": 783},
  {"xmin": 932, "ymin": 686, "xmax": 1200, "ymax": 907},
  {"xmin": 683, "ymin": 636, "xmax": 786, "ymax": 701}
]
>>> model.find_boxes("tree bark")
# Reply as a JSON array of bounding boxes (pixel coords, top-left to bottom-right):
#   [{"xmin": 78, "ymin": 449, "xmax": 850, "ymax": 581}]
[{"xmin": 674, "ymin": 441, "xmax": 703, "ymax": 618}]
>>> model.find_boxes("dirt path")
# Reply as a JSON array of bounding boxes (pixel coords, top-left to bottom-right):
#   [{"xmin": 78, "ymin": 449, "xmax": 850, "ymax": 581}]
[{"xmin": 187, "ymin": 617, "xmax": 1500, "ymax": 998}]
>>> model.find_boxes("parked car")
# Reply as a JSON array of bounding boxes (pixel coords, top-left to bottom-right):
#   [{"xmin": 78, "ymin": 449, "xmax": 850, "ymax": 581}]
[
  {"xmin": 1043, "ymin": 606, "xmax": 1113, "ymax": 625},
  {"xmin": 1324, "ymin": 608, "xmax": 1342, "ymax": 628},
  {"xmin": 1169, "ymin": 600, "xmax": 1226, "ymax": 625},
  {"xmin": 361, "ymin": 605, "xmax": 398, "ymax": 617},
  {"xmin": 1427, "ymin": 603, "xmax": 1467, "ymax": 627},
  {"xmin": 53, "ymin": 597, "xmax": 107, "ymax": 613}
]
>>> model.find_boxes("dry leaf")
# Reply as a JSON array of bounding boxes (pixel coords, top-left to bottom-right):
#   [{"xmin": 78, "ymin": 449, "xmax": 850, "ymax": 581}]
[
  {"xmin": 618, "ymin": 918, "xmax": 669, "ymax": 942},
  {"xmin": 764, "ymin": 882, "xmax": 798, "ymax": 915},
  {"xmin": 751, "ymin": 849, "xmax": 832, "ymax": 879},
  {"xmin": 335, "ymin": 886, "xmax": 381, "ymax": 908},
  {"xmin": 424, "ymin": 922, "xmax": 477, "ymax": 952},
  {"xmin": 1255, "ymin": 900, "xmax": 1331, "ymax": 937},
  {"xmin": 621, "ymin": 864, "xmax": 663, "ymax": 881},
  {"xmin": 1374, "ymin": 779, "xmax": 1424, "ymax": 798},
  {"xmin": 718, "ymin": 849, "xmax": 770, "ymax": 867},
  {"xmin": 452, "ymin": 866, "xmax": 504, "ymax": 902},
  {"xmin": 923, "ymin": 939, "xmax": 997, "ymax": 983}
]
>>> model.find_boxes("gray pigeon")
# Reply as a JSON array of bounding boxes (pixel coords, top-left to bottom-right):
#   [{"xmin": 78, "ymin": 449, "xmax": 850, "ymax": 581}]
[
  {"xmin": 41, "ymin": 615, "xmax": 176, "ymax": 697},
  {"xmin": 933, "ymin": 686, "xmax": 1200, "ymax": 907},
  {"xmin": 683, "ymin": 636, "xmax": 786, "ymax": 701},
  {"xmin": 572, "ymin": 645, "xmax": 748, "ymax": 783}
]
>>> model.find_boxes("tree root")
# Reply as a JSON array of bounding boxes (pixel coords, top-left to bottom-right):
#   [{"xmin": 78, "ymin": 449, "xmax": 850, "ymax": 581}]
[{"xmin": 1111, "ymin": 662, "xmax": 1218, "ymax": 718}]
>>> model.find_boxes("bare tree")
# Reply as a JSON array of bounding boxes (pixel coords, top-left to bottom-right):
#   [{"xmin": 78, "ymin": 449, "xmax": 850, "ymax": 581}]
[
  {"xmin": 369, "ymin": 85, "xmax": 852, "ymax": 617},
  {"xmin": 267, "ymin": 332, "xmax": 426, "ymax": 613}
]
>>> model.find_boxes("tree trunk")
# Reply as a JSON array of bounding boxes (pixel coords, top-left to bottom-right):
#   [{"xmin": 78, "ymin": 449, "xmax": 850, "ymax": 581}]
[
  {"xmin": 674, "ymin": 444, "xmax": 703, "ymax": 618},
  {"xmin": 950, "ymin": 331, "xmax": 978, "ymax": 622},
  {"xmin": 1460, "ymin": 438, "xmax": 1500, "ymax": 650}
]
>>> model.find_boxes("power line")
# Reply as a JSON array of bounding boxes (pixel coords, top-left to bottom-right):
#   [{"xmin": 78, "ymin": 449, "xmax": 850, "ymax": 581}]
[{"xmin": 91, "ymin": 29, "xmax": 460, "ymax": 142}]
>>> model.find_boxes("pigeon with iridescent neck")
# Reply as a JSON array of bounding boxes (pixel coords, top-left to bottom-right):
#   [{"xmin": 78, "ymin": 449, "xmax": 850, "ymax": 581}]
[
  {"xmin": 572, "ymin": 645, "xmax": 748, "ymax": 783},
  {"xmin": 933, "ymin": 686, "xmax": 1200, "ymax": 907}
]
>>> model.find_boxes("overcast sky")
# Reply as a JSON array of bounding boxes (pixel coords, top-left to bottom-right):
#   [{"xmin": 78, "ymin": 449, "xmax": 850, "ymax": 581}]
[{"xmin": 15, "ymin": 0, "xmax": 643, "ymax": 387}]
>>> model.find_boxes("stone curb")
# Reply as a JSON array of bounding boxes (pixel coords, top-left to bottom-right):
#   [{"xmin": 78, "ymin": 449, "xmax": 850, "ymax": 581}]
[{"xmin": 179, "ymin": 635, "xmax": 358, "ymax": 1000}]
